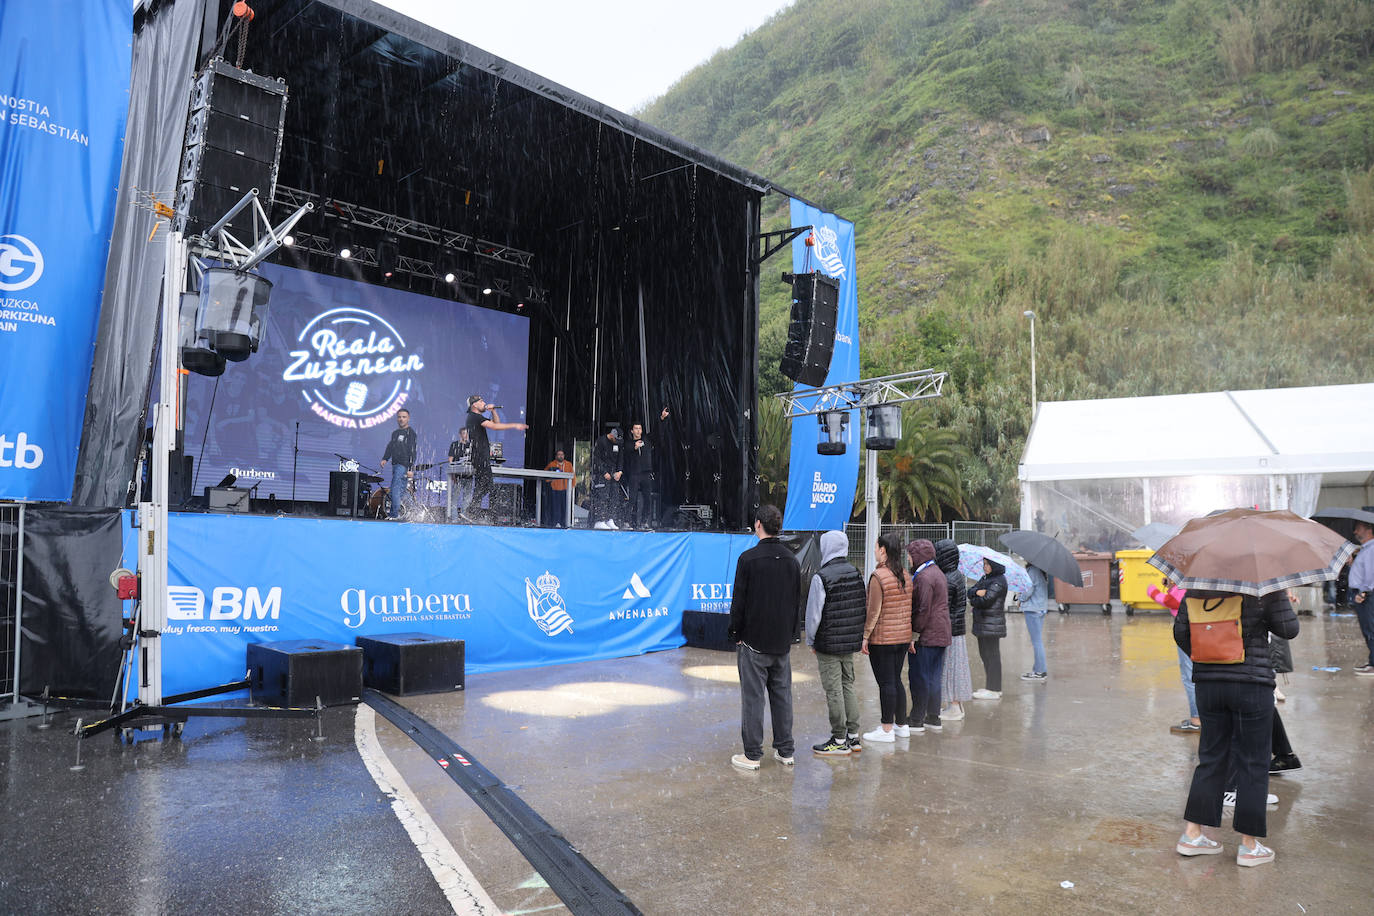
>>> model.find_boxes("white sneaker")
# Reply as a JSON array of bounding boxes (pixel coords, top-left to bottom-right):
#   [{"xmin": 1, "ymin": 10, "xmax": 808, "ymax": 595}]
[
  {"xmin": 730, "ymin": 754, "xmax": 760, "ymax": 770},
  {"xmin": 972, "ymin": 689, "xmax": 1002, "ymax": 700},
  {"xmin": 1222, "ymin": 791, "xmax": 1278, "ymax": 806},
  {"xmin": 773, "ymin": 750, "xmax": 795, "ymax": 766},
  {"xmin": 606, "ymin": 519, "xmax": 619, "ymax": 529},
  {"xmin": 862, "ymin": 727, "xmax": 895, "ymax": 743},
  {"xmin": 594, "ymin": 520, "xmax": 612, "ymax": 530},
  {"xmin": 893, "ymin": 724, "xmax": 911, "ymax": 738},
  {"xmin": 1274, "ymin": 687, "xmax": 1285, "ymax": 701},
  {"xmin": 939, "ymin": 705, "xmax": 965, "ymax": 721}
]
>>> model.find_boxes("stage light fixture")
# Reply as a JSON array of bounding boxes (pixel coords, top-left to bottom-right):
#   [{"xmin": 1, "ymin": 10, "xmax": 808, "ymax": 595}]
[
  {"xmin": 283, "ymin": 234, "xmax": 295, "ymax": 247},
  {"xmin": 339, "ymin": 246, "xmax": 352, "ymax": 259},
  {"xmin": 482, "ymin": 286, "xmax": 493, "ymax": 295},
  {"xmin": 817, "ymin": 410, "xmax": 849, "ymax": 456},
  {"xmin": 864, "ymin": 403, "xmax": 901, "ymax": 450},
  {"xmin": 196, "ymin": 267, "xmax": 273, "ymax": 362},
  {"xmin": 444, "ymin": 272, "xmax": 456, "ymax": 283}
]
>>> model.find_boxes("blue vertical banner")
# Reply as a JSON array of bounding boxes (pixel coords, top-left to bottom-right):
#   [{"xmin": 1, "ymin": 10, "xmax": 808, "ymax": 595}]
[
  {"xmin": 782, "ymin": 200, "xmax": 861, "ymax": 530},
  {"xmin": 0, "ymin": 1, "xmax": 131, "ymax": 500}
]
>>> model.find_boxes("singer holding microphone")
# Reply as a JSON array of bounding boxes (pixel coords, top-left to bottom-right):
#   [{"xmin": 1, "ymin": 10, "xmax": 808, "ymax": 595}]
[{"xmin": 463, "ymin": 395, "xmax": 528, "ymax": 522}]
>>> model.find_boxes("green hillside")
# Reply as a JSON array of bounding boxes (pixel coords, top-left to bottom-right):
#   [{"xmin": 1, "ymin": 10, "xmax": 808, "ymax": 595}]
[{"xmin": 641, "ymin": 0, "xmax": 1374, "ymax": 521}]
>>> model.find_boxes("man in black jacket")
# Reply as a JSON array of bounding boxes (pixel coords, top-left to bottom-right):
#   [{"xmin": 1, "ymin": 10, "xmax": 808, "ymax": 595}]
[
  {"xmin": 590, "ymin": 427, "xmax": 622, "ymax": 529},
  {"xmin": 728, "ymin": 504, "xmax": 800, "ymax": 770},
  {"xmin": 621, "ymin": 408, "xmax": 668, "ymax": 529},
  {"xmin": 379, "ymin": 409, "xmax": 417, "ymax": 519}
]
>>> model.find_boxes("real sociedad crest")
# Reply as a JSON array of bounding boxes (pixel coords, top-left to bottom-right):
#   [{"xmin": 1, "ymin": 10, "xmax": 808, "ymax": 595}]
[
  {"xmin": 525, "ymin": 570, "xmax": 575, "ymax": 637},
  {"xmin": 813, "ymin": 226, "xmax": 846, "ymax": 280}
]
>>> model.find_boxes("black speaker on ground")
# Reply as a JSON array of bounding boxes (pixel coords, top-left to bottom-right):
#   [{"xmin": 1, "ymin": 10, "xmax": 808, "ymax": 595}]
[
  {"xmin": 356, "ymin": 633, "xmax": 465, "ymax": 695},
  {"xmin": 247, "ymin": 639, "xmax": 363, "ymax": 707},
  {"xmin": 175, "ymin": 58, "xmax": 287, "ymax": 237},
  {"xmin": 329, "ymin": 471, "xmax": 365, "ymax": 517},
  {"xmin": 779, "ymin": 271, "xmax": 840, "ymax": 387},
  {"xmin": 682, "ymin": 611, "xmax": 735, "ymax": 651}
]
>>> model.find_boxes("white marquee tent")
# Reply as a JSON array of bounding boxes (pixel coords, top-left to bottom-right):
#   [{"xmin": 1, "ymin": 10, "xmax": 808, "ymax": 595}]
[{"xmin": 1018, "ymin": 382, "xmax": 1374, "ymax": 550}]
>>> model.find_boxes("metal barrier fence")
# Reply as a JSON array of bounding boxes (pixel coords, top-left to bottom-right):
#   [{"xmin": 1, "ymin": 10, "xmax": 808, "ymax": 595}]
[
  {"xmin": 0, "ymin": 503, "xmax": 23, "ymax": 706},
  {"xmin": 951, "ymin": 520, "xmax": 1014, "ymax": 548}
]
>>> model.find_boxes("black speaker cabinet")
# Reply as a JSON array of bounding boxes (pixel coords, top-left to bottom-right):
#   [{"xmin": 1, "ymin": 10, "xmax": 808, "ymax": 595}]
[
  {"xmin": 176, "ymin": 58, "xmax": 287, "ymax": 236},
  {"xmin": 329, "ymin": 471, "xmax": 364, "ymax": 517},
  {"xmin": 682, "ymin": 611, "xmax": 735, "ymax": 652},
  {"xmin": 357, "ymin": 632, "xmax": 465, "ymax": 696},
  {"xmin": 247, "ymin": 639, "xmax": 363, "ymax": 707},
  {"xmin": 779, "ymin": 271, "xmax": 841, "ymax": 387}
]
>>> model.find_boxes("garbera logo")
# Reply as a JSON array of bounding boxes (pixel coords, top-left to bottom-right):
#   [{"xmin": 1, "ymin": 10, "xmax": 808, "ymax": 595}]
[
  {"xmin": 525, "ymin": 570, "xmax": 574, "ymax": 637},
  {"xmin": 622, "ymin": 573, "xmax": 651, "ymax": 600},
  {"xmin": 340, "ymin": 586, "xmax": 472, "ymax": 629},
  {"xmin": 0, "ymin": 235, "xmax": 44, "ymax": 291},
  {"xmin": 0, "ymin": 432, "xmax": 43, "ymax": 468},
  {"xmin": 283, "ymin": 307, "xmax": 423, "ymax": 430},
  {"xmin": 813, "ymin": 226, "xmax": 846, "ymax": 280},
  {"xmin": 166, "ymin": 585, "xmax": 281, "ymax": 622}
]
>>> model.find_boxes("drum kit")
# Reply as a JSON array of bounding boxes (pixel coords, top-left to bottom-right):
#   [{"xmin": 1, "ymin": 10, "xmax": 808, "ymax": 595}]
[{"xmin": 363, "ymin": 463, "xmax": 448, "ymax": 522}]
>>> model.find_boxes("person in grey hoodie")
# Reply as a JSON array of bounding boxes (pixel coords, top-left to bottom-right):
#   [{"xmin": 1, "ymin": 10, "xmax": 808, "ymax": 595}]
[{"xmin": 805, "ymin": 530, "xmax": 866, "ymax": 756}]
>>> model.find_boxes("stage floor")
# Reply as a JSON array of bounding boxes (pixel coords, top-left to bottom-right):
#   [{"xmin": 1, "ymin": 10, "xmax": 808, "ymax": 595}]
[{"xmin": 4, "ymin": 611, "xmax": 1372, "ymax": 914}]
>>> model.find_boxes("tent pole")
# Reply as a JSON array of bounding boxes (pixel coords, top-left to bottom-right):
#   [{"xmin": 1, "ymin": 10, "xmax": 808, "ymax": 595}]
[{"xmin": 864, "ymin": 446, "xmax": 878, "ymax": 578}]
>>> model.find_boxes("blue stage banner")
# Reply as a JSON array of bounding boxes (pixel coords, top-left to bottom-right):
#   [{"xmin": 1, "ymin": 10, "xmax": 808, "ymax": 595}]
[
  {"xmin": 0, "ymin": 1, "xmax": 131, "ymax": 501},
  {"xmin": 132, "ymin": 513, "xmax": 757, "ymax": 696},
  {"xmin": 782, "ymin": 200, "xmax": 861, "ymax": 531}
]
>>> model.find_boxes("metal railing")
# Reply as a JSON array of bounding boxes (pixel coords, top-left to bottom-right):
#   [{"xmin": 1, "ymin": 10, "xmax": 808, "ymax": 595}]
[
  {"xmin": 951, "ymin": 520, "xmax": 1014, "ymax": 548},
  {"xmin": 843, "ymin": 520, "xmax": 1014, "ymax": 570},
  {"xmin": 0, "ymin": 503, "xmax": 23, "ymax": 707}
]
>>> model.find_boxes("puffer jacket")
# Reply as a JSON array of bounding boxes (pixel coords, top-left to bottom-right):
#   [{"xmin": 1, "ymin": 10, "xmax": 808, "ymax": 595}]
[
  {"xmin": 934, "ymin": 539, "xmax": 966, "ymax": 637},
  {"xmin": 865, "ymin": 566, "xmax": 912, "ymax": 645},
  {"xmin": 907, "ymin": 539, "xmax": 951, "ymax": 647},
  {"xmin": 1173, "ymin": 590, "xmax": 1299, "ymax": 686},
  {"xmin": 968, "ymin": 559, "xmax": 1008, "ymax": 639}
]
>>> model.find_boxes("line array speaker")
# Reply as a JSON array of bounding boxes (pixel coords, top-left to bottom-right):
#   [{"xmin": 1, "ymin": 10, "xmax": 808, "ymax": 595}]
[
  {"xmin": 175, "ymin": 59, "xmax": 287, "ymax": 237},
  {"xmin": 779, "ymin": 271, "xmax": 840, "ymax": 387}
]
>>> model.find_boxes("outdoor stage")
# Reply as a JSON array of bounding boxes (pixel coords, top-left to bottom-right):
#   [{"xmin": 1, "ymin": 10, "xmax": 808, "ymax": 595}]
[{"xmin": 129, "ymin": 511, "xmax": 756, "ymax": 696}]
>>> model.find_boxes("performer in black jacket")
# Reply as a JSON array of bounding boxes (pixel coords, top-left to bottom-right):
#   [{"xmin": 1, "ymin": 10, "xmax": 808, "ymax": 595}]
[
  {"xmin": 462, "ymin": 396, "xmax": 527, "ymax": 522},
  {"xmin": 379, "ymin": 409, "xmax": 417, "ymax": 519},
  {"xmin": 590, "ymin": 427, "xmax": 622, "ymax": 529},
  {"xmin": 621, "ymin": 407, "xmax": 668, "ymax": 529}
]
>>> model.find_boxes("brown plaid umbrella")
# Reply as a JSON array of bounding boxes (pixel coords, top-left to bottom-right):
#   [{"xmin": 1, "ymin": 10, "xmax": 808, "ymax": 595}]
[{"xmin": 1147, "ymin": 508, "xmax": 1358, "ymax": 597}]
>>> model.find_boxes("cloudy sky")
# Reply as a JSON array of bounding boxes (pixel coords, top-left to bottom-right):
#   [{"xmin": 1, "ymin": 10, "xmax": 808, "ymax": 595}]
[{"xmin": 373, "ymin": 0, "xmax": 796, "ymax": 113}]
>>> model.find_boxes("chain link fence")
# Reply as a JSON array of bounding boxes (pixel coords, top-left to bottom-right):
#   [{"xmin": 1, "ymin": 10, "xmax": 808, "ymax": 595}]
[{"xmin": 843, "ymin": 520, "xmax": 1012, "ymax": 568}]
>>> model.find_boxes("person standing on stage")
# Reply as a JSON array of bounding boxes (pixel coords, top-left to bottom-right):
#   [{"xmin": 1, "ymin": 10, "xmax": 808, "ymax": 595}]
[
  {"xmin": 591, "ymin": 427, "xmax": 623, "ymax": 529},
  {"xmin": 379, "ymin": 408, "xmax": 416, "ymax": 520},
  {"xmin": 543, "ymin": 448, "xmax": 573, "ymax": 528},
  {"xmin": 463, "ymin": 396, "xmax": 528, "ymax": 522},
  {"xmin": 621, "ymin": 408, "xmax": 668, "ymax": 529}
]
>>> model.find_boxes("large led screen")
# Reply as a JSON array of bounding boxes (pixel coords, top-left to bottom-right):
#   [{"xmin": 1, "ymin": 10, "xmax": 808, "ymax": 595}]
[{"xmin": 183, "ymin": 262, "xmax": 529, "ymax": 504}]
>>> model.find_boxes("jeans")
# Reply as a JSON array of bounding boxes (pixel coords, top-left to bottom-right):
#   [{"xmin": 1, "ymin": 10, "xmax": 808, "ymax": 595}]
[
  {"xmin": 1023, "ymin": 609, "xmax": 1047, "ymax": 674},
  {"xmin": 1185, "ymin": 680, "xmax": 1274, "ymax": 837},
  {"xmin": 388, "ymin": 463, "xmax": 412, "ymax": 518},
  {"xmin": 908, "ymin": 645, "xmax": 947, "ymax": 727},
  {"xmin": 867, "ymin": 643, "xmax": 908, "ymax": 726},
  {"xmin": 1352, "ymin": 592, "xmax": 1374, "ymax": 667},
  {"xmin": 976, "ymin": 635, "xmax": 1003, "ymax": 692},
  {"xmin": 816, "ymin": 650, "xmax": 859, "ymax": 740},
  {"xmin": 1177, "ymin": 647, "xmax": 1198, "ymax": 719},
  {"xmin": 465, "ymin": 463, "xmax": 493, "ymax": 517},
  {"xmin": 737, "ymin": 644, "xmax": 793, "ymax": 760}
]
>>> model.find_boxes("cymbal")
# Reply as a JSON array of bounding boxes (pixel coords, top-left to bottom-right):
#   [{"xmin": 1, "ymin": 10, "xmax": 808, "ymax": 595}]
[{"xmin": 360, "ymin": 474, "xmax": 382, "ymax": 484}]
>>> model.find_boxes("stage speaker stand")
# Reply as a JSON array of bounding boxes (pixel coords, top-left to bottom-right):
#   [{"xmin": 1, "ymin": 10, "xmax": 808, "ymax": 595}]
[
  {"xmin": 779, "ymin": 271, "xmax": 840, "ymax": 386},
  {"xmin": 175, "ymin": 58, "xmax": 288, "ymax": 237},
  {"xmin": 356, "ymin": 633, "xmax": 465, "ymax": 695},
  {"xmin": 247, "ymin": 640, "xmax": 363, "ymax": 707},
  {"xmin": 682, "ymin": 611, "xmax": 735, "ymax": 651},
  {"xmin": 328, "ymin": 470, "xmax": 365, "ymax": 517}
]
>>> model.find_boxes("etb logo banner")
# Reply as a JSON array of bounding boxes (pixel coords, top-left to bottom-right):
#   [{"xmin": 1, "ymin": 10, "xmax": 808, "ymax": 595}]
[
  {"xmin": 0, "ymin": 1, "xmax": 131, "ymax": 500},
  {"xmin": 782, "ymin": 200, "xmax": 861, "ymax": 531}
]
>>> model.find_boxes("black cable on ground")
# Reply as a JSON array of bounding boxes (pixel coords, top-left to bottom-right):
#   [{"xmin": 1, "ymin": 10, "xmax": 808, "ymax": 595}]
[{"xmin": 362, "ymin": 689, "xmax": 640, "ymax": 916}]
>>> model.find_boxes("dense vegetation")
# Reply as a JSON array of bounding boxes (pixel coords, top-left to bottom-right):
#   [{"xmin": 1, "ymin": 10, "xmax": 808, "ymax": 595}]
[{"xmin": 641, "ymin": 0, "xmax": 1374, "ymax": 522}]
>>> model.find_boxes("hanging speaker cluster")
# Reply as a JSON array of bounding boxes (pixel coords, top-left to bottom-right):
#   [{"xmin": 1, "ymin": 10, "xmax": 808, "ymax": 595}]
[
  {"xmin": 180, "ymin": 268, "xmax": 274, "ymax": 376},
  {"xmin": 779, "ymin": 271, "xmax": 840, "ymax": 387}
]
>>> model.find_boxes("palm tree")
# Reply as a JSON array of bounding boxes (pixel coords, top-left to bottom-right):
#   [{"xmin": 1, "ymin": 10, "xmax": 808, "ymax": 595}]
[
  {"xmin": 852, "ymin": 419, "xmax": 968, "ymax": 523},
  {"xmin": 755, "ymin": 395, "xmax": 791, "ymax": 508}
]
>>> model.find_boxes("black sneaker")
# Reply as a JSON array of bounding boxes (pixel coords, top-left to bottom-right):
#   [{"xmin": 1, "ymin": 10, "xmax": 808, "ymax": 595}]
[
  {"xmin": 1021, "ymin": 671, "xmax": 1048, "ymax": 681},
  {"xmin": 812, "ymin": 737, "xmax": 851, "ymax": 756},
  {"xmin": 1270, "ymin": 753, "xmax": 1302, "ymax": 774},
  {"xmin": 847, "ymin": 735, "xmax": 863, "ymax": 752},
  {"xmin": 924, "ymin": 717, "xmax": 943, "ymax": 732}
]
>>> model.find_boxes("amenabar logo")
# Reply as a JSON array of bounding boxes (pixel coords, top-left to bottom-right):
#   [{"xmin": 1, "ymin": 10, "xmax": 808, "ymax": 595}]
[{"xmin": 283, "ymin": 307, "xmax": 424, "ymax": 429}]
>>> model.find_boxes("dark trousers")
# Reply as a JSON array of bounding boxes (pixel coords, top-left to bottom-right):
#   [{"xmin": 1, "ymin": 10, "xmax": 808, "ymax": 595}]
[
  {"xmin": 1353, "ymin": 593, "xmax": 1374, "ymax": 667},
  {"xmin": 543, "ymin": 484, "xmax": 567, "ymax": 527},
  {"xmin": 1185, "ymin": 680, "xmax": 1274, "ymax": 838},
  {"xmin": 908, "ymin": 645, "xmax": 947, "ymax": 727},
  {"xmin": 464, "ymin": 463, "xmax": 493, "ymax": 516},
  {"xmin": 591, "ymin": 479, "xmax": 616, "ymax": 525},
  {"xmin": 624, "ymin": 474, "xmax": 654, "ymax": 528},
  {"xmin": 976, "ymin": 635, "xmax": 1003, "ymax": 692},
  {"xmin": 867, "ymin": 643, "xmax": 908, "ymax": 726},
  {"xmin": 736, "ymin": 644, "xmax": 793, "ymax": 760}
]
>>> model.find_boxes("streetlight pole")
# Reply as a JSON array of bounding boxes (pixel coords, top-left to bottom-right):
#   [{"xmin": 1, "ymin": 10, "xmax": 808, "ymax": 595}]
[{"xmin": 1023, "ymin": 310, "xmax": 1037, "ymax": 418}]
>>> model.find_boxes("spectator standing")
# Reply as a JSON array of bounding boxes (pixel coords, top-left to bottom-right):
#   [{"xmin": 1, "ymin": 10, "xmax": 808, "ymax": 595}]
[
  {"xmin": 1149, "ymin": 582, "xmax": 1200, "ymax": 735},
  {"xmin": 1349, "ymin": 520, "xmax": 1374, "ymax": 676},
  {"xmin": 1020, "ymin": 564, "xmax": 1049, "ymax": 681},
  {"xmin": 805, "ymin": 531, "xmax": 865, "ymax": 756},
  {"xmin": 727, "ymin": 505, "xmax": 800, "ymax": 770},
  {"xmin": 935, "ymin": 538, "xmax": 972, "ymax": 721},
  {"xmin": 969, "ymin": 558, "xmax": 1009, "ymax": 699},
  {"xmin": 861, "ymin": 533, "xmax": 912, "ymax": 744},
  {"xmin": 906, "ymin": 540, "xmax": 951, "ymax": 734}
]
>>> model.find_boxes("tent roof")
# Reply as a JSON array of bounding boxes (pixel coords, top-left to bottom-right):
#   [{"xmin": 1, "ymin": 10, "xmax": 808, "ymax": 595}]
[{"xmin": 1019, "ymin": 382, "xmax": 1374, "ymax": 486}]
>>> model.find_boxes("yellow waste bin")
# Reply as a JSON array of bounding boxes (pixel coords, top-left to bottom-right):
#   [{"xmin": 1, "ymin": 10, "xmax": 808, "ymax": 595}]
[{"xmin": 1115, "ymin": 548, "xmax": 1169, "ymax": 616}]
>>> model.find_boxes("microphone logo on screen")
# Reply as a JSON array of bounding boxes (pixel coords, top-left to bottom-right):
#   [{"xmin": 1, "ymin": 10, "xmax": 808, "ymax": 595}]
[{"xmin": 344, "ymin": 381, "xmax": 368, "ymax": 414}]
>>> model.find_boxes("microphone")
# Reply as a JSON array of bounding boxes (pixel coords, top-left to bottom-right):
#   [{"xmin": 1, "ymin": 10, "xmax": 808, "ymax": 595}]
[{"xmin": 487, "ymin": 404, "xmax": 504, "ymax": 410}]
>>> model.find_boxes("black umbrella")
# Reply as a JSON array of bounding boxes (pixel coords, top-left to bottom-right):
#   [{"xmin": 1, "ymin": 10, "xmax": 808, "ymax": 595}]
[
  {"xmin": 1132, "ymin": 522, "xmax": 1182, "ymax": 551},
  {"xmin": 1311, "ymin": 507, "xmax": 1374, "ymax": 543},
  {"xmin": 998, "ymin": 530, "xmax": 1084, "ymax": 587}
]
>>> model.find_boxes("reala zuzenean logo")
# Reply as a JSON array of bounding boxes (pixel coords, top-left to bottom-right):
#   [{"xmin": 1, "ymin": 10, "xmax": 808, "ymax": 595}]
[
  {"xmin": 525, "ymin": 570, "xmax": 575, "ymax": 637},
  {"xmin": 283, "ymin": 307, "xmax": 424, "ymax": 430}
]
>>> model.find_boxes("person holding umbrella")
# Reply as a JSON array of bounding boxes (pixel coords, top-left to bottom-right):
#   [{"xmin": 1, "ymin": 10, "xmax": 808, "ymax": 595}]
[
  {"xmin": 1156, "ymin": 509, "xmax": 1356, "ymax": 868},
  {"xmin": 998, "ymin": 530, "xmax": 1084, "ymax": 683},
  {"xmin": 968, "ymin": 558, "xmax": 1009, "ymax": 700}
]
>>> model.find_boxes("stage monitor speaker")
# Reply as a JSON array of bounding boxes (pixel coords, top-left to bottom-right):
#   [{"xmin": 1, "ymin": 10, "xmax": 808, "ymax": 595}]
[
  {"xmin": 207, "ymin": 486, "xmax": 250, "ymax": 512},
  {"xmin": 329, "ymin": 471, "xmax": 364, "ymax": 517},
  {"xmin": 779, "ymin": 271, "xmax": 840, "ymax": 387},
  {"xmin": 247, "ymin": 639, "xmax": 363, "ymax": 707},
  {"xmin": 357, "ymin": 633, "xmax": 465, "ymax": 695},
  {"xmin": 175, "ymin": 59, "xmax": 287, "ymax": 237}
]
